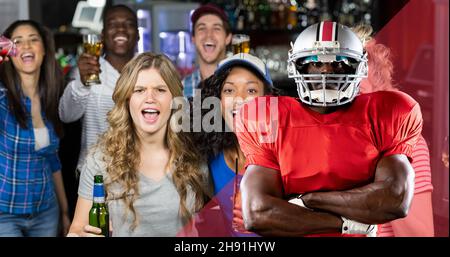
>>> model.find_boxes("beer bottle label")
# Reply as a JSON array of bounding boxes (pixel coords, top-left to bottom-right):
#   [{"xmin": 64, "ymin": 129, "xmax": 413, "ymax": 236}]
[{"xmin": 93, "ymin": 182, "xmax": 105, "ymax": 203}]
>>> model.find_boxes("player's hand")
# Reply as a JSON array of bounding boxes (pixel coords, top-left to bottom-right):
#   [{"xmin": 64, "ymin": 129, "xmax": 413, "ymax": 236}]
[
  {"xmin": 77, "ymin": 53, "xmax": 101, "ymax": 86},
  {"xmin": 287, "ymin": 194, "xmax": 314, "ymax": 211},
  {"xmin": 341, "ymin": 217, "xmax": 377, "ymax": 237}
]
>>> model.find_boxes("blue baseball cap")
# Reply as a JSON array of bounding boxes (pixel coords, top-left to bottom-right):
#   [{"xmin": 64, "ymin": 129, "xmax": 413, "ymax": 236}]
[{"xmin": 215, "ymin": 53, "xmax": 273, "ymax": 87}]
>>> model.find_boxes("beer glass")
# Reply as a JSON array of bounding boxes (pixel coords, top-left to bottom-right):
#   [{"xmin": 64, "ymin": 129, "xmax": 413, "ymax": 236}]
[
  {"xmin": 0, "ymin": 35, "xmax": 17, "ymax": 60},
  {"xmin": 231, "ymin": 159, "xmax": 252, "ymax": 234},
  {"xmin": 82, "ymin": 34, "xmax": 103, "ymax": 85},
  {"xmin": 232, "ymin": 34, "xmax": 250, "ymax": 54}
]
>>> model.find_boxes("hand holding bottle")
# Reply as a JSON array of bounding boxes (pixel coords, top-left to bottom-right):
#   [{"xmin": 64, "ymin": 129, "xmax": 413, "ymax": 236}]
[
  {"xmin": 66, "ymin": 225, "xmax": 105, "ymax": 237},
  {"xmin": 89, "ymin": 175, "xmax": 109, "ymax": 237},
  {"xmin": 66, "ymin": 175, "xmax": 111, "ymax": 237}
]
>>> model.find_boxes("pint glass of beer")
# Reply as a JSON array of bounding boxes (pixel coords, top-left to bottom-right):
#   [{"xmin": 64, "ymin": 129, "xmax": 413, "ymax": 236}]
[
  {"xmin": 82, "ymin": 34, "xmax": 103, "ymax": 85},
  {"xmin": 231, "ymin": 159, "xmax": 252, "ymax": 235},
  {"xmin": 232, "ymin": 34, "xmax": 250, "ymax": 54},
  {"xmin": 0, "ymin": 35, "xmax": 17, "ymax": 60}
]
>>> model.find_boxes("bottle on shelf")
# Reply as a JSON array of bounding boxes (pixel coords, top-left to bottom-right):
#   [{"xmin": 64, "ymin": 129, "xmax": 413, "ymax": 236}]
[
  {"xmin": 287, "ymin": 0, "xmax": 299, "ymax": 30},
  {"xmin": 338, "ymin": 0, "xmax": 353, "ymax": 26},
  {"xmin": 319, "ymin": 0, "xmax": 332, "ymax": 21},
  {"xmin": 296, "ymin": 0, "xmax": 309, "ymax": 29},
  {"xmin": 276, "ymin": 0, "xmax": 287, "ymax": 29},
  {"xmin": 224, "ymin": 1, "xmax": 237, "ymax": 31},
  {"xmin": 235, "ymin": 0, "xmax": 247, "ymax": 31},
  {"xmin": 304, "ymin": 0, "xmax": 320, "ymax": 26},
  {"xmin": 246, "ymin": 0, "xmax": 258, "ymax": 30},
  {"xmin": 360, "ymin": 0, "xmax": 374, "ymax": 24},
  {"xmin": 269, "ymin": 0, "xmax": 280, "ymax": 30}
]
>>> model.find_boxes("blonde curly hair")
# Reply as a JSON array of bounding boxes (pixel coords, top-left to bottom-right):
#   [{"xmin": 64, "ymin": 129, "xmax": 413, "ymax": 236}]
[
  {"xmin": 99, "ymin": 53, "xmax": 209, "ymax": 230},
  {"xmin": 352, "ymin": 23, "xmax": 397, "ymax": 93}
]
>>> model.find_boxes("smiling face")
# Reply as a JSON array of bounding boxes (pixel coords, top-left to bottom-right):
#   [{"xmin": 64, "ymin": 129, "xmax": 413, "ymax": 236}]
[
  {"xmin": 193, "ymin": 14, "xmax": 231, "ymax": 65},
  {"xmin": 129, "ymin": 68, "xmax": 173, "ymax": 139},
  {"xmin": 220, "ymin": 67, "xmax": 265, "ymax": 130},
  {"xmin": 102, "ymin": 7, "xmax": 139, "ymax": 58},
  {"xmin": 10, "ymin": 24, "xmax": 45, "ymax": 76}
]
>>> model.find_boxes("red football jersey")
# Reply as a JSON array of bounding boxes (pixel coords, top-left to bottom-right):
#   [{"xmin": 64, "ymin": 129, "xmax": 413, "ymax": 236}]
[
  {"xmin": 235, "ymin": 91, "xmax": 422, "ymax": 236},
  {"xmin": 237, "ymin": 91, "xmax": 422, "ymax": 195}
]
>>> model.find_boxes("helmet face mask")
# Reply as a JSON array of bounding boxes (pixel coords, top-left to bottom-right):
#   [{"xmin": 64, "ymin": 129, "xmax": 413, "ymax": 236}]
[{"xmin": 288, "ymin": 21, "xmax": 368, "ymax": 107}]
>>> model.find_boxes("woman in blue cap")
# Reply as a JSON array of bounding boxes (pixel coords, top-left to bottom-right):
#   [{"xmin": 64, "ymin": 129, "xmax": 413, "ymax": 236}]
[{"xmin": 191, "ymin": 53, "xmax": 277, "ymax": 236}]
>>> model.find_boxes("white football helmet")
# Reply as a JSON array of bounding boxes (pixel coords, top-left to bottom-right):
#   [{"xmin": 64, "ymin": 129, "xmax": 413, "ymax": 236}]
[{"xmin": 287, "ymin": 21, "xmax": 368, "ymax": 106}]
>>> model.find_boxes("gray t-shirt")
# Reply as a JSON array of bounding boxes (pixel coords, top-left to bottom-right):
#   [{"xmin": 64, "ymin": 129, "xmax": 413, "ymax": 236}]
[{"xmin": 78, "ymin": 146, "xmax": 211, "ymax": 237}]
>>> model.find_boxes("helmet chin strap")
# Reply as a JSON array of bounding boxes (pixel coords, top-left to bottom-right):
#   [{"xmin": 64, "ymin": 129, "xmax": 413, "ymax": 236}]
[
  {"xmin": 309, "ymin": 89, "xmax": 341, "ymax": 103},
  {"xmin": 303, "ymin": 85, "xmax": 354, "ymax": 104}
]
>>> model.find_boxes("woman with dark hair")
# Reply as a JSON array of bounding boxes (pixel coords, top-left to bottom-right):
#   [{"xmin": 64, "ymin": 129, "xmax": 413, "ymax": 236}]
[
  {"xmin": 192, "ymin": 53, "xmax": 276, "ymax": 236},
  {"xmin": 0, "ymin": 20, "xmax": 69, "ymax": 236}
]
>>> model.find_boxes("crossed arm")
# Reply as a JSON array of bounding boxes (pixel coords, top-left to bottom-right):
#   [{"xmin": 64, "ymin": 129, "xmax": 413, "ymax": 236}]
[{"xmin": 240, "ymin": 154, "xmax": 415, "ymax": 236}]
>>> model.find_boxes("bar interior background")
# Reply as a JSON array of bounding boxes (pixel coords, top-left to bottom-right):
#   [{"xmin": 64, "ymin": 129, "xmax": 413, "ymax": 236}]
[{"xmin": 0, "ymin": 0, "xmax": 447, "ymax": 237}]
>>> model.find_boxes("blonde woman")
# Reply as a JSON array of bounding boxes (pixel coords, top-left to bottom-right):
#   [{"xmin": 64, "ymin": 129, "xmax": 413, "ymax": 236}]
[
  {"xmin": 353, "ymin": 24, "xmax": 434, "ymax": 237},
  {"xmin": 68, "ymin": 53, "xmax": 211, "ymax": 236}
]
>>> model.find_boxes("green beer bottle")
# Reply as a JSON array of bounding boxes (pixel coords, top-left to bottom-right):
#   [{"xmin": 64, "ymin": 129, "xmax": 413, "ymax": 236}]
[{"xmin": 89, "ymin": 175, "xmax": 109, "ymax": 237}]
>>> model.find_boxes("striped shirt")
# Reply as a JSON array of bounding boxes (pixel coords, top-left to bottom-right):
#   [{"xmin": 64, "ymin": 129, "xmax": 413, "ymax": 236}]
[
  {"xmin": 182, "ymin": 69, "xmax": 201, "ymax": 98},
  {"xmin": 0, "ymin": 83, "xmax": 61, "ymax": 214},
  {"xmin": 378, "ymin": 135, "xmax": 433, "ymax": 236},
  {"xmin": 59, "ymin": 57, "xmax": 119, "ymax": 171}
]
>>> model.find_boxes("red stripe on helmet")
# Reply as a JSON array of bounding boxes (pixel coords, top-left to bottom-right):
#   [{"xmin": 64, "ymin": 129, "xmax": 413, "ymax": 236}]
[{"xmin": 321, "ymin": 21, "xmax": 335, "ymax": 41}]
